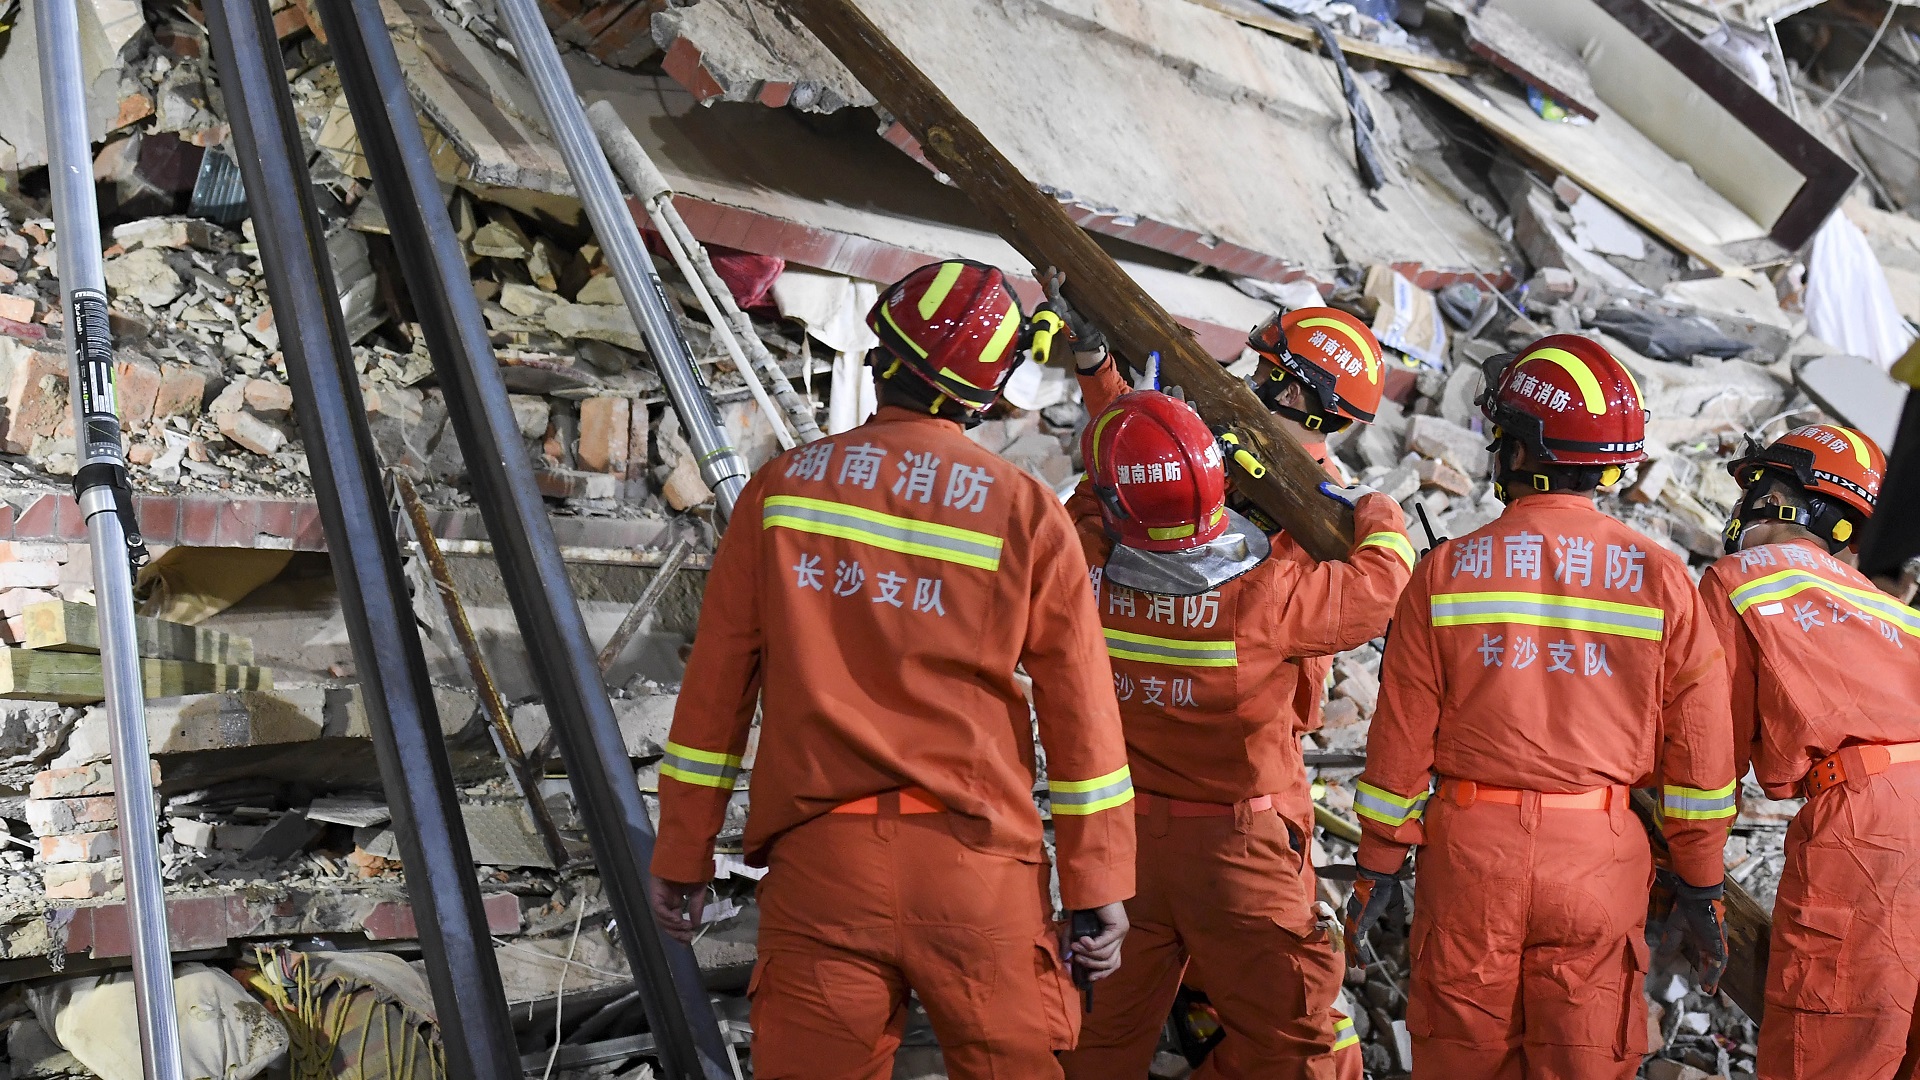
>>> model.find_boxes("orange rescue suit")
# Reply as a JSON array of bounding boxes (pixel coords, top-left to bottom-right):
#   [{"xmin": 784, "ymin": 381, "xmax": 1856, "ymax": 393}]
[
  {"xmin": 1358, "ymin": 492, "xmax": 1734, "ymax": 1080},
  {"xmin": 1699, "ymin": 539, "xmax": 1920, "ymax": 1080},
  {"xmin": 653, "ymin": 406, "xmax": 1136, "ymax": 1079},
  {"xmin": 1059, "ymin": 366, "xmax": 1413, "ymax": 1080}
]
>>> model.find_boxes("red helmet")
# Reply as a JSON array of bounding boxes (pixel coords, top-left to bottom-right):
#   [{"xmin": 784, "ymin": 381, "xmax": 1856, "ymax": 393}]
[
  {"xmin": 1082, "ymin": 391, "xmax": 1228, "ymax": 553},
  {"xmin": 1481, "ymin": 335, "xmax": 1647, "ymax": 466},
  {"xmin": 1247, "ymin": 306, "xmax": 1385, "ymax": 429},
  {"xmin": 1729, "ymin": 424, "xmax": 1884, "ymax": 521},
  {"xmin": 866, "ymin": 260, "xmax": 1024, "ymax": 413}
]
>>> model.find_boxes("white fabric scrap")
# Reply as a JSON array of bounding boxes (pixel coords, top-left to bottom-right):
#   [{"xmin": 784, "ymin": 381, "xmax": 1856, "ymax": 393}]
[
  {"xmin": 1806, "ymin": 211, "xmax": 1918, "ymax": 369},
  {"xmin": 27, "ymin": 964, "xmax": 289, "ymax": 1080}
]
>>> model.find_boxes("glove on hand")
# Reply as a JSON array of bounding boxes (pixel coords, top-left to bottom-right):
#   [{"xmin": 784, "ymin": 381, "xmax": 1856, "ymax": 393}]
[
  {"xmin": 1343, "ymin": 864, "xmax": 1404, "ymax": 968},
  {"xmin": 1042, "ymin": 268, "xmax": 1108, "ymax": 367},
  {"xmin": 1318, "ymin": 480, "xmax": 1381, "ymax": 508},
  {"xmin": 1675, "ymin": 879, "xmax": 1729, "ymax": 996}
]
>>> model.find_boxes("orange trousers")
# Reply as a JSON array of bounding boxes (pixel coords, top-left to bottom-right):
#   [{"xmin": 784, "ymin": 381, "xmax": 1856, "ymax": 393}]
[
  {"xmin": 747, "ymin": 810, "xmax": 1079, "ymax": 1079},
  {"xmin": 1059, "ymin": 798, "xmax": 1362, "ymax": 1080},
  {"xmin": 1759, "ymin": 768, "xmax": 1920, "ymax": 1080},
  {"xmin": 1406, "ymin": 793, "xmax": 1651, "ymax": 1079}
]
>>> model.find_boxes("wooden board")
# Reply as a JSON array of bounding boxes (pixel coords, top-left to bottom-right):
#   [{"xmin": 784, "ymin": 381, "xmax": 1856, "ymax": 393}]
[
  {"xmin": 1465, "ymin": 6, "xmax": 1601, "ymax": 119},
  {"xmin": 21, "ymin": 602, "xmax": 255, "ymax": 666},
  {"xmin": 1184, "ymin": 0, "xmax": 1474, "ymax": 76},
  {"xmin": 781, "ymin": 0, "xmax": 1355, "ymax": 560},
  {"xmin": 1408, "ymin": 68, "xmax": 1766, "ymax": 276},
  {"xmin": 0, "ymin": 650, "xmax": 274, "ymax": 705}
]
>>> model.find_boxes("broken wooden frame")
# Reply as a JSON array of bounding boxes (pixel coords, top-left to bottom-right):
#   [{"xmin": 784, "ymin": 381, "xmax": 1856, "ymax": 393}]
[{"xmin": 779, "ymin": 0, "xmax": 1357, "ymax": 560}]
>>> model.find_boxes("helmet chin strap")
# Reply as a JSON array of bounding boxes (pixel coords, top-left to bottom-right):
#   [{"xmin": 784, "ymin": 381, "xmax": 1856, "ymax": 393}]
[
  {"xmin": 1488, "ymin": 435, "xmax": 1620, "ymax": 503},
  {"xmin": 1257, "ymin": 374, "xmax": 1350, "ymax": 434},
  {"xmin": 1723, "ymin": 481, "xmax": 1853, "ymax": 556}
]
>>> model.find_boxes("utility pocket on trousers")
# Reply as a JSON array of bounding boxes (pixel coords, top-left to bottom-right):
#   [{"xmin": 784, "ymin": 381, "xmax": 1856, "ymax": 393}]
[
  {"xmin": 1773, "ymin": 901, "xmax": 1853, "ymax": 1013},
  {"xmin": 1034, "ymin": 927, "xmax": 1081, "ymax": 1051},
  {"xmin": 1617, "ymin": 934, "xmax": 1650, "ymax": 1059},
  {"xmin": 1404, "ymin": 918, "xmax": 1436, "ymax": 1039}
]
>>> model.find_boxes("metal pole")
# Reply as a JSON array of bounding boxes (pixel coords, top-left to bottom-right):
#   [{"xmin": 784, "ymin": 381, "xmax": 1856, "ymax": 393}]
[
  {"xmin": 201, "ymin": 3, "xmax": 521, "ymax": 1074},
  {"xmin": 488, "ymin": 0, "xmax": 749, "ymax": 525},
  {"xmin": 35, "ymin": 6, "xmax": 185, "ymax": 1077},
  {"xmin": 312, "ymin": 3, "xmax": 734, "ymax": 1077},
  {"xmin": 587, "ymin": 100, "xmax": 822, "ymax": 448}
]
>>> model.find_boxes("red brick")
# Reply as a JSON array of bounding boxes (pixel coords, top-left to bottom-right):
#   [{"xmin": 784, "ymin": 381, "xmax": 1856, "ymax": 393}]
[
  {"xmin": 215, "ymin": 499, "xmax": 263, "ymax": 546},
  {"xmin": 257, "ymin": 499, "xmax": 296, "ymax": 543},
  {"xmin": 114, "ymin": 356, "xmax": 162, "ymax": 427},
  {"xmin": 0, "ymin": 318, "xmax": 46, "ymax": 341},
  {"xmin": 0, "ymin": 295, "xmax": 34, "ymax": 324},
  {"xmin": 0, "ymin": 504, "xmax": 17, "ymax": 541},
  {"xmin": 55, "ymin": 496, "xmax": 86, "ymax": 541},
  {"xmin": 12, "ymin": 495, "xmax": 57, "ymax": 540},
  {"xmin": 758, "ymin": 81, "xmax": 794, "ymax": 108},
  {"xmin": 44, "ymin": 859, "xmax": 120, "ymax": 901},
  {"xmin": 33, "ymin": 760, "xmax": 160, "ymax": 800},
  {"xmin": 3, "ymin": 347, "xmax": 68, "ymax": 454},
  {"xmin": 661, "ymin": 37, "xmax": 726, "ymax": 103},
  {"xmin": 153, "ymin": 364, "xmax": 207, "ymax": 418},
  {"xmin": 293, "ymin": 503, "xmax": 326, "ymax": 549},
  {"xmin": 41, "ymin": 832, "xmax": 119, "ymax": 863},
  {"xmin": 180, "ymin": 496, "xmax": 221, "ymax": 545},
  {"xmin": 576, "ymin": 397, "xmax": 630, "ymax": 475},
  {"xmin": 136, "ymin": 496, "xmax": 179, "ymax": 546}
]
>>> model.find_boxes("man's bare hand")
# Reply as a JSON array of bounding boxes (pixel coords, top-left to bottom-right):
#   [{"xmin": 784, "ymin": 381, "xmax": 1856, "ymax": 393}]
[
  {"xmin": 648, "ymin": 877, "xmax": 708, "ymax": 944},
  {"xmin": 1070, "ymin": 901, "xmax": 1130, "ymax": 982}
]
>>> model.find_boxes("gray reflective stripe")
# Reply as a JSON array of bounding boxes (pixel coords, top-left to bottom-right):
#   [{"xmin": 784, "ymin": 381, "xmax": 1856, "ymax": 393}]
[
  {"xmin": 661, "ymin": 753, "xmax": 740, "ymax": 782},
  {"xmin": 1663, "ymin": 792, "xmax": 1734, "ymax": 813},
  {"xmin": 1353, "ymin": 788, "xmax": 1428, "ymax": 825},
  {"xmin": 1430, "ymin": 594, "xmax": 1665, "ymax": 640}
]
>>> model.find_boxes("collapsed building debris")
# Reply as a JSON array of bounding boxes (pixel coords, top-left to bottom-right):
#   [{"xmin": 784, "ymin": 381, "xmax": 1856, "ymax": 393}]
[{"xmin": 0, "ymin": 0, "xmax": 1913, "ymax": 1075}]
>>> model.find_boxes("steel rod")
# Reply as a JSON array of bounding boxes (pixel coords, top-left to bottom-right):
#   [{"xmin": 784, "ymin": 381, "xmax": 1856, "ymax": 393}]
[
  {"xmin": 202, "ymin": 3, "xmax": 521, "ymax": 1074},
  {"xmin": 597, "ymin": 536, "xmax": 694, "ymax": 676},
  {"xmin": 489, "ymin": 0, "xmax": 748, "ymax": 524},
  {"xmin": 313, "ymin": 2, "xmax": 734, "ymax": 1076},
  {"xmin": 36, "ymin": 4, "xmax": 184, "ymax": 1075},
  {"xmin": 395, "ymin": 473, "xmax": 571, "ymax": 869}
]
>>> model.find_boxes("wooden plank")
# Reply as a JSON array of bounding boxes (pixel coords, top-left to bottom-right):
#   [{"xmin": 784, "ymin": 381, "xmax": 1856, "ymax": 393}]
[
  {"xmin": 21, "ymin": 601, "xmax": 255, "ymax": 665},
  {"xmin": 1407, "ymin": 69, "xmax": 1757, "ymax": 276},
  {"xmin": 1464, "ymin": 7, "xmax": 1601, "ymax": 120},
  {"xmin": 779, "ymin": 0, "xmax": 1355, "ymax": 561},
  {"xmin": 0, "ymin": 650, "xmax": 273, "ymax": 705},
  {"xmin": 1184, "ymin": 0, "xmax": 1474, "ymax": 76},
  {"xmin": 1631, "ymin": 788, "xmax": 1767, "ymax": 1022}
]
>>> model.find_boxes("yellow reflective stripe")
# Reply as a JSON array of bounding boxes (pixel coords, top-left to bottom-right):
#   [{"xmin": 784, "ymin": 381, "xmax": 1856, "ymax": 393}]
[
  {"xmin": 1332, "ymin": 1016, "xmax": 1359, "ymax": 1052},
  {"xmin": 1147, "ymin": 522, "xmax": 1197, "ymax": 541},
  {"xmin": 1050, "ymin": 766, "xmax": 1135, "ymax": 815},
  {"xmin": 1088, "ymin": 406, "xmax": 1123, "ymax": 472},
  {"xmin": 764, "ymin": 495, "xmax": 1003, "ymax": 571},
  {"xmin": 1430, "ymin": 591, "xmax": 1665, "ymax": 641},
  {"xmin": 1730, "ymin": 569, "xmax": 1920, "ymax": 637},
  {"xmin": 918, "ymin": 261, "xmax": 965, "ymax": 319},
  {"xmin": 1663, "ymin": 779, "xmax": 1737, "ymax": 820},
  {"xmin": 1296, "ymin": 315, "xmax": 1380, "ymax": 379},
  {"xmin": 1524, "ymin": 346, "xmax": 1607, "ymax": 414},
  {"xmin": 1361, "ymin": 530, "xmax": 1416, "ymax": 571},
  {"xmin": 1103, "ymin": 627, "xmax": 1237, "ymax": 668},
  {"xmin": 1353, "ymin": 780, "xmax": 1429, "ymax": 827},
  {"xmin": 1835, "ymin": 428, "xmax": 1870, "ymax": 468},
  {"xmin": 981, "ymin": 308, "xmax": 1020, "ymax": 364},
  {"xmin": 659, "ymin": 740, "xmax": 743, "ymax": 790},
  {"xmin": 880, "ymin": 301, "xmax": 929, "ymax": 358}
]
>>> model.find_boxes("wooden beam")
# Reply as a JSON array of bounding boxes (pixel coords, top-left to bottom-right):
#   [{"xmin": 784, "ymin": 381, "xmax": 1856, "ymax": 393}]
[
  {"xmin": 22, "ymin": 601, "xmax": 255, "ymax": 665},
  {"xmin": 0, "ymin": 650, "xmax": 273, "ymax": 705},
  {"xmin": 1186, "ymin": 0, "xmax": 1475, "ymax": 76},
  {"xmin": 777, "ymin": 0, "xmax": 1355, "ymax": 560},
  {"xmin": 1632, "ymin": 789, "xmax": 1768, "ymax": 1022}
]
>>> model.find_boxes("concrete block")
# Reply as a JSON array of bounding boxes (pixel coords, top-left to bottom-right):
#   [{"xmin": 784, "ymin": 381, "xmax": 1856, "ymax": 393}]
[
  {"xmin": 40, "ymin": 830, "xmax": 118, "ymax": 863},
  {"xmin": 25, "ymin": 795, "xmax": 118, "ymax": 836},
  {"xmin": 147, "ymin": 687, "xmax": 327, "ymax": 755},
  {"xmin": 509, "ymin": 394, "xmax": 550, "ymax": 439},
  {"xmin": 242, "ymin": 378, "xmax": 294, "ymax": 415},
  {"xmin": 614, "ymin": 694, "xmax": 677, "ymax": 758},
  {"xmin": 32, "ymin": 759, "xmax": 159, "ymax": 800},
  {"xmin": 216, "ymin": 408, "xmax": 287, "ymax": 456},
  {"xmin": 1415, "ymin": 457, "xmax": 1474, "ymax": 496},
  {"xmin": 170, "ymin": 817, "xmax": 215, "ymax": 850},
  {"xmin": 212, "ymin": 823, "xmax": 268, "ymax": 852},
  {"xmin": 44, "ymin": 857, "xmax": 122, "ymax": 900},
  {"xmin": 0, "ymin": 561, "xmax": 61, "ymax": 591},
  {"xmin": 1405, "ymin": 415, "xmax": 1491, "ymax": 478}
]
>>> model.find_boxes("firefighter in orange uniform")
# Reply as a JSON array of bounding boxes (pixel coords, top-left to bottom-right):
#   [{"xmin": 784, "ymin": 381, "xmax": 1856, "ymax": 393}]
[
  {"xmin": 1350, "ymin": 336, "xmax": 1736, "ymax": 1079},
  {"xmin": 1697, "ymin": 424, "xmax": 1920, "ymax": 1080},
  {"xmin": 1053, "ymin": 302, "xmax": 1414, "ymax": 1079},
  {"xmin": 647, "ymin": 260, "xmax": 1137, "ymax": 1080}
]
